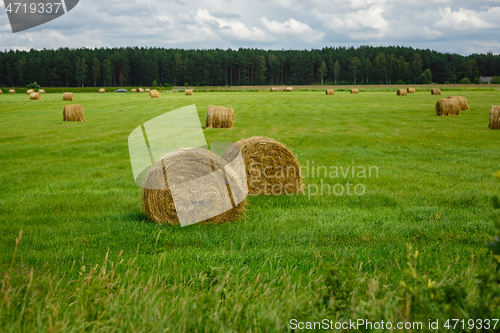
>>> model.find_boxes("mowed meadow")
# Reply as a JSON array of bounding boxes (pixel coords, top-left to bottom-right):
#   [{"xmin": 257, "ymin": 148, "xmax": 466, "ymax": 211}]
[{"xmin": 1, "ymin": 88, "xmax": 500, "ymax": 331}]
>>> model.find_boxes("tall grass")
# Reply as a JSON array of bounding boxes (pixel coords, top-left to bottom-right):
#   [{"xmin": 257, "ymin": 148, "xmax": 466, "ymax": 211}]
[{"xmin": 1, "ymin": 90, "xmax": 500, "ymax": 331}]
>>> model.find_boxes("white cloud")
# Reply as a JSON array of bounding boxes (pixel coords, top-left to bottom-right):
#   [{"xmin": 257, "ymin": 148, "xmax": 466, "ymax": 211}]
[
  {"xmin": 193, "ymin": 8, "xmax": 269, "ymax": 41},
  {"xmin": 0, "ymin": 0, "xmax": 499, "ymax": 54},
  {"xmin": 312, "ymin": 2, "xmax": 388, "ymax": 40},
  {"xmin": 435, "ymin": 7, "xmax": 498, "ymax": 30},
  {"xmin": 260, "ymin": 17, "xmax": 324, "ymax": 42}
]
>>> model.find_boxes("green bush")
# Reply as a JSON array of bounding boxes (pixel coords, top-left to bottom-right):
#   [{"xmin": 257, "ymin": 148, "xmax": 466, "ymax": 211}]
[
  {"xmin": 26, "ymin": 81, "xmax": 41, "ymax": 89},
  {"xmin": 460, "ymin": 77, "xmax": 471, "ymax": 84},
  {"xmin": 491, "ymin": 76, "xmax": 500, "ymax": 84},
  {"xmin": 152, "ymin": 81, "xmax": 158, "ymax": 87},
  {"xmin": 395, "ymin": 79, "xmax": 405, "ymax": 85}
]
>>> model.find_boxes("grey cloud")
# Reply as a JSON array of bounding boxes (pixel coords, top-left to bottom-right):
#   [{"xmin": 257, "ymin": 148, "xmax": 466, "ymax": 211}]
[{"xmin": 0, "ymin": 0, "xmax": 498, "ymax": 54}]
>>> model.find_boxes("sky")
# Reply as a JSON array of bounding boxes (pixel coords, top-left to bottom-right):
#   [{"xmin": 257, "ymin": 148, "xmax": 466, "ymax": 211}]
[{"xmin": 0, "ymin": 0, "xmax": 499, "ymax": 55}]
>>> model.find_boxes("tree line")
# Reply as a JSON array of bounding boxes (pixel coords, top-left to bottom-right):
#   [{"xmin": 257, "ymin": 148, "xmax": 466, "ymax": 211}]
[{"xmin": 0, "ymin": 46, "xmax": 499, "ymax": 87}]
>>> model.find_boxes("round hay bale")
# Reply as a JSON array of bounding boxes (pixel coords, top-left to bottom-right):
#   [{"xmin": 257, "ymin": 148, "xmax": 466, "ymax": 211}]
[
  {"xmin": 325, "ymin": 89, "xmax": 334, "ymax": 95},
  {"xmin": 145, "ymin": 89, "xmax": 150, "ymax": 92},
  {"xmin": 30, "ymin": 92, "xmax": 41, "ymax": 100},
  {"xmin": 185, "ymin": 89, "xmax": 193, "ymax": 95},
  {"xmin": 26, "ymin": 89, "xmax": 34, "ymax": 95},
  {"xmin": 447, "ymin": 96, "xmax": 469, "ymax": 111},
  {"xmin": 436, "ymin": 98, "xmax": 460, "ymax": 116},
  {"xmin": 138, "ymin": 88, "xmax": 144, "ymax": 93},
  {"xmin": 431, "ymin": 88, "xmax": 441, "ymax": 95},
  {"xmin": 407, "ymin": 87, "xmax": 415, "ymax": 93},
  {"xmin": 99, "ymin": 89, "xmax": 106, "ymax": 93},
  {"xmin": 286, "ymin": 87, "xmax": 293, "ymax": 91},
  {"xmin": 63, "ymin": 92, "xmax": 74, "ymax": 101},
  {"xmin": 142, "ymin": 147, "xmax": 246, "ymax": 225},
  {"xmin": 489, "ymin": 106, "xmax": 500, "ymax": 130},
  {"xmin": 206, "ymin": 105, "xmax": 235, "ymax": 129},
  {"xmin": 0, "ymin": 90, "xmax": 2, "ymax": 95},
  {"xmin": 63, "ymin": 104, "xmax": 86, "ymax": 122},
  {"xmin": 150, "ymin": 90, "xmax": 160, "ymax": 98},
  {"xmin": 222, "ymin": 136, "xmax": 302, "ymax": 196},
  {"xmin": 396, "ymin": 89, "xmax": 407, "ymax": 96},
  {"xmin": 9, "ymin": 89, "xmax": 15, "ymax": 94},
  {"xmin": 271, "ymin": 87, "xmax": 278, "ymax": 92},
  {"xmin": 351, "ymin": 89, "xmax": 359, "ymax": 94},
  {"xmin": 131, "ymin": 89, "xmax": 137, "ymax": 92},
  {"xmin": 38, "ymin": 89, "xmax": 45, "ymax": 94}
]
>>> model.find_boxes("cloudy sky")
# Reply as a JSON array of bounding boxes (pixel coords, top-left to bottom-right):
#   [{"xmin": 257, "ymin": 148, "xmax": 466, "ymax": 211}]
[{"xmin": 0, "ymin": 0, "xmax": 499, "ymax": 55}]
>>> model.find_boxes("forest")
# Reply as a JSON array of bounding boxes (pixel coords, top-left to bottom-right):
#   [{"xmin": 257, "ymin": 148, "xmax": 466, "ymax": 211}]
[{"xmin": 0, "ymin": 45, "xmax": 499, "ymax": 87}]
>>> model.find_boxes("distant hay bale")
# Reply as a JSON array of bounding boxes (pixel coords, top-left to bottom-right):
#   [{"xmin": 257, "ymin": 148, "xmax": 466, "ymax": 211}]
[
  {"xmin": 436, "ymin": 98, "xmax": 460, "ymax": 116},
  {"xmin": 29, "ymin": 92, "xmax": 41, "ymax": 100},
  {"xmin": 489, "ymin": 106, "xmax": 500, "ymax": 129},
  {"xmin": 141, "ymin": 147, "xmax": 246, "ymax": 225},
  {"xmin": 138, "ymin": 88, "xmax": 144, "ymax": 92},
  {"xmin": 63, "ymin": 104, "xmax": 86, "ymax": 122},
  {"xmin": 222, "ymin": 136, "xmax": 302, "ymax": 196},
  {"xmin": 26, "ymin": 89, "xmax": 34, "ymax": 95},
  {"xmin": 150, "ymin": 90, "xmax": 160, "ymax": 98},
  {"xmin": 431, "ymin": 88, "xmax": 441, "ymax": 95},
  {"xmin": 447, "ymin": 96, "xmax": 469, "ymax": 111},
  {"xmin": 285, "ymin": 87, "xmax": 293, "ymax": 91},
  {"xmin": 325, "ymin": 89, "xmax": 334, "ymax": 95},
  {"xmin": 351, "ymin": 89, "xmax": 359, "ymax": 94},
  {"xmin": 185, "ymin": 89, "xmax": 193, "ymax": 95},
  {"xmin": 99, "ymin": 89, "xmax": 105, "ymax": 93},
  {"xmin": 397, "ymin": 89, "xmax": 407, "ymax": 96},
  {"xmin": 145, "ymin": 89, "xmax": 150, "ymax": 92},
  {"xmin": 206, "ymin": 105, "xmax": 235, "ymax": 129},
  {"xmin": 407, "ymin": 87, "xmax": 415, "ymax": 93},
  {"xmin": 38, "ymin": 89, "xmax": 45, "ymax": 94},
  {"xmin": 63, "ymin": 92, "xmax": 74, "ymax": 101},
  {"xmin": 131, "ymin": 89, "xmax": 137, "ymax": 92},
  {"xmin": 271, "ymin": 87, "xmax": 278, "ymax": 92},
  {"xmin": 9, "ymin": 89, "xmax": 15, "ymax": 94}
]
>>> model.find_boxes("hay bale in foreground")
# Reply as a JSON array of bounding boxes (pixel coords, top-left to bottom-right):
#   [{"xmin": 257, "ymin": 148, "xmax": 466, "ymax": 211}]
[
  {"xmin": 38, "ymin": 89, "xmax": 45, "ymax": 94},
  {"xmin": 30, "ymin": 92, "xmax": 41, "ymax": 100},
  {"xmin": 447, "ymin": 96, "xmax": 469, "ymax": 111},
  {"xmin": 325, "ymin": 89, "xmax": 334, "ymax": 95},
  {"xmin": 63, "ymin": 104, "xmax": 86, "ymax": 122},
  {"xmin": 9, "ymin": 89, "xmax": 15, "ymax": 94},
  {"xmin": 222, "ymin": 136, "xmax": 302, "ymax": 196},
  {"xmin": 142, "ymin": 147, "xmax": 246, "ymax": 225},
  {"xmin": 0, "ymin": 90, "xmax": 2, "ymax": 95},
  {"xmin": 397, "ymin": 89, "xmax": 407, "ymax": 96},
  {"xmin": 185, "ymin": 89, "xmax": 193, "ymax": 95},
  {"xmin": 150, "ymin": 90, "xmax": 160, "ymax": 98},
  {"xmin": 489, "ymin": 106, "xmax": 500, "ymax": 130},
  {"xmin": 26, "ymin": 89, "xmax": 34, "ymax": 95},
  {"xmin": 99, "ymin": 89, "xmax": 105, "ymax": 93},
  {"xmin": 63, "ymin": 92, "xmax": 74, "ymax": 101},
  {"xmin": 206, "ymin": 105, "xmax": 235, "ymax": 128},
  {"xmin": 407, "ymin": 87, "xmax": 415, "ymax": 93},
  {"xmin": 138, "ymin": 88, "xmax": 144, "ymax": 92},
  {"xmin": 431, "ymin": 88, "xmax": 441, "ymax": 95},
  {"xmin": 436, "ymin": 98, "xmax": 460, "ymax": 116},
  {"xmin": 351, "ymin": 89, "xmax": 359, "ymax": 94}
]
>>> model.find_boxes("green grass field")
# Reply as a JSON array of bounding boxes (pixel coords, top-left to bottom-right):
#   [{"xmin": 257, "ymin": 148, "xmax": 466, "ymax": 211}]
[{"xmin": 1, "ymin": 90, "xmax": 500, "ymax": 331}]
